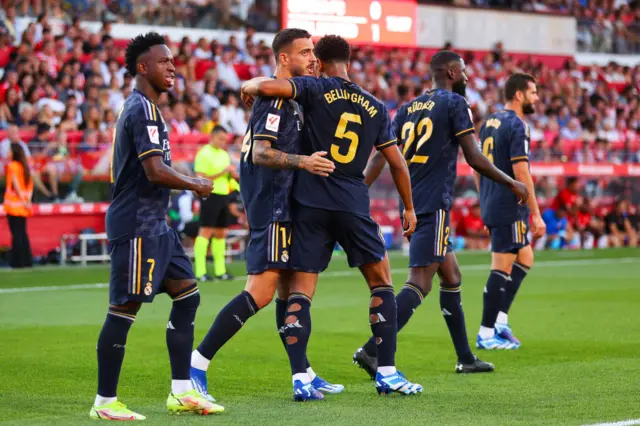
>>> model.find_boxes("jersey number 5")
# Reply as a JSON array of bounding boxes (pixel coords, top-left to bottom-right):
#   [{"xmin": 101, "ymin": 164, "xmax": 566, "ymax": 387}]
[
  {"xmin": 333, "ymin": 112, "xmax": 362, "ymax": 164},
  {"xmin": 482, "ymin": 136, "xmax": 494, "ymax": 164},
  {"xmin": 401, "ymin": 118, "xmax": 433, "ymax": 164}
]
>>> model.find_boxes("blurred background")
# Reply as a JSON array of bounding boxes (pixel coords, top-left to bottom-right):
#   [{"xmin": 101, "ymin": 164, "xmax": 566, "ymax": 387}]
[{"xmin": 0, "ymin": 0, "xmax": 638, "ymax": 266}]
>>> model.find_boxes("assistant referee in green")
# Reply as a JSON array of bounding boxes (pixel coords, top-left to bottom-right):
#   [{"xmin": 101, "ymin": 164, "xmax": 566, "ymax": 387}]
[{"xmin": 193, "ymin": 125, "xmax": 237, "ymax": 281}]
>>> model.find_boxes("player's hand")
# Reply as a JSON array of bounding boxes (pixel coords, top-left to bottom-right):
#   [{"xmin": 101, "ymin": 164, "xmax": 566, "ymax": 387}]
[
  {"xmin": 531, "ymin": 213, "xmax": 547, "ymax": 238},
  {"xmin": 241, "ymin": 91, "xmax": 255, "ymax": 107},
  {"xmin": 303, "ymin": 151, "xmax": 335, "ymax": 177},
  {"xmin": 402, "ymin": 208, "xmax": 417, "ymax": 237},
  {"xmin": 510, "ymin": 181, "xmax": 529, "ymax": 205},
  {"xmin": 193, "ymin": 177, "xmax": 213, "ymax": 198}
]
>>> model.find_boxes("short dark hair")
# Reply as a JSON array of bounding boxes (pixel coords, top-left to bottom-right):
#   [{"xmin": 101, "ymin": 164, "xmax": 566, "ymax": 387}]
[
  {"xmin": 125, "ymin": 32, "xmax": 166, "ymax": 76},
  {"xmin": 271, "ymin": 28, "xmax": 311, "ymax": 60},
  {"xmin": 314, "ymin": 35, "xmax": 350, "ymax": 63},
  {"xmin": 504, "ymin": 73, "xmax": 536, "ymax": 101},
  {"xmin": 211, "ymin": 125, "xmax": 228, "ymax": 135},
  {"xmin": 430, "ymin": 50, "xmax": 461, "ymax": 72}
]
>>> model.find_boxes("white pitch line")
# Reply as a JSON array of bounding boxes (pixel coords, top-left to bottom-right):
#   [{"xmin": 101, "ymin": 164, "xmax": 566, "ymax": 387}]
[
  {"xmin": 582, "ymin": 419, "xmax": 640, "ymax": 426},
  {"xmin": 0, "ymin": 257, "xmax": 636, "ymax": 295}
]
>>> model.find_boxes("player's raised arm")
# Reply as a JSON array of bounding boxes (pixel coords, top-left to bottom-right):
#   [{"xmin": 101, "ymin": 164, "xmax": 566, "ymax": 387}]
[{"xmin": 242, "ymin": 77, "xmax": 294, "ymax": 99}]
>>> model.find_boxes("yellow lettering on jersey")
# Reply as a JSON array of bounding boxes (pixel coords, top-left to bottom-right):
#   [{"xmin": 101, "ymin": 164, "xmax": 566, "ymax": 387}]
[
  {"xmin": 323, "ymin": 89, "xmax": 379, "ymax": 118},
  {"xmin": 407, "ymin": 100, "xmax": 435, "ymax": 115},
  {"xmin": 486, "ymin": 118, "xmax": 501, "ymax": 129}
]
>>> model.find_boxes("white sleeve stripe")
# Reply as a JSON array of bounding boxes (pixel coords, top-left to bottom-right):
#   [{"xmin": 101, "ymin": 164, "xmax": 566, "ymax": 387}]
[
  {"xmin": 143, "ymin": 99, "xmax": 153, "ymax": 120},
  {"xmin": 137, "ymin": 95, "xmax": 149, "ymax": 119}
]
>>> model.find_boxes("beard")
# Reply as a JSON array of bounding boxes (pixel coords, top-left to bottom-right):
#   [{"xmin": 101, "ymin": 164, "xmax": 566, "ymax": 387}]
[
  {"xmin": 523, "ymin": 102, "xmax": 535, "ymax": 115},
  {"xmin": 452, "ymin": 80, "xmax": 466, "ymax": 97}
]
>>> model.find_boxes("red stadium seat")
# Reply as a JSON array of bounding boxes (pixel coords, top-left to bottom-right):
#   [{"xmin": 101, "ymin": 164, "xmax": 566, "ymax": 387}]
[
  {"xmin": 233, "ymin": 63, "xmax": 252, "ymax": 81},
  {"xmin": 195, "ymin": 60, "xmax": 216, "ymax": 81}
]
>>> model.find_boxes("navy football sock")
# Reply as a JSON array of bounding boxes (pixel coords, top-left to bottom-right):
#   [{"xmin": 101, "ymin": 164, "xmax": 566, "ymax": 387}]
[
  {"xmin": 481, "ymin": 270, "xmax": 509, "ymax": 329},
  {"xmin": 167, "ymin": 289, "xmax": 200, "ymax": 380},
  {"xmin": 284, "ymin": 294, "xmax": 312, "ymax": 376},
  {"xmin": 197, "ymin": 291, "xmax": 258, "ymax": 360},
  {"xmin": 369, "ymin": 286, "xmax": 397, "ymax": 368},
  {"xmin": 502, "ymin": 262, "xmax": 529, "ymax": 314},
  {"xmin": 363, "ymin": 283, "xmax": 426, "ymax": 358},
  {"xmin": 440, "ymin": 282, "xmax": 474, "ymax": 364},
  {"xmin": 97, "ymin": 309, "xmax": 135, "ymax": 398},
  {"xmin": 276, "ymin": 298, "xmax": 310, "ymax": 369}
]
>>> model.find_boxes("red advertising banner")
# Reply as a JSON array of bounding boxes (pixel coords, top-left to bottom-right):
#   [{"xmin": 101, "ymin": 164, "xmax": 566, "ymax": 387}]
[
  {"xmin": 456, "ymin": 163, "xmax": 640, "ymax": 177},
  {"xmin": 282, "ymin": 0, "xmax": 417, "ymax": 47}
]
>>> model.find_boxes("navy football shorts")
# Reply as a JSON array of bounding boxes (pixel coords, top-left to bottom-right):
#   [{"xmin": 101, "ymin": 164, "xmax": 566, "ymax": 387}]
[
  {"xmin": 245, "ymin": 221, "xmax": 292, "ymax": 275},
  {"xmin": 289, "ymin": 201, "xmax": 386, "ymax": 273},
  {"xmin": 489, "ymin": 219, "xmax": 530, "ymax": 254},
  {"xmin": 409, "ymin": 209, "xmax": 451, "ymax": 267},
  {"xmin": 108, "ymin": 229, "xmax": 194, "ymax": 305}
]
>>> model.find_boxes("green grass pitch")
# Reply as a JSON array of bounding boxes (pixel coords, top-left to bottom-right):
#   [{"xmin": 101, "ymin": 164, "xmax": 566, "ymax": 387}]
[{"xmin": 0, "ymin": 248, "xmax": 639, "ymax": 425}]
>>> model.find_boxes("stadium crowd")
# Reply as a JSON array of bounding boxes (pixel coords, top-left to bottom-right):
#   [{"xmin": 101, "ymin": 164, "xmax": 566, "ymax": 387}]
[{"xmin": 0, "ymin": 2, "xmax": 638, "ymax": 247}]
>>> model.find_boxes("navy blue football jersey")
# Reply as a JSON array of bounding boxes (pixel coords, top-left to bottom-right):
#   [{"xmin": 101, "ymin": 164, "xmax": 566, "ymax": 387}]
[
  {"xmin": 288, "ymin": 76, "xmax": 396, "ymax": 215},
  {"xmin": 106, "ymin": 89, "xmax": 171, "ymax": 244},
  {"xmin": 240, "ymin": 95, "xmax": 303, "ymax": 229},
  {"xmin": 478, "ymin": 109, "xmax": 530, "ymax": 227},
  {"xmin": 393, "ymin": 88, "xmax": 475, "ymax": 215}
]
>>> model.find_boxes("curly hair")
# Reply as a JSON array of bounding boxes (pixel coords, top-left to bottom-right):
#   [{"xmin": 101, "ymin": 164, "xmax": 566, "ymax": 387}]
[
  {"xmin": 125, "ymin": 32, "xmax": 166, "ymax": 76},
  {"xmin": 313, "ymin": 35, "xmax": 351, "ymax": 63},
  {"xmin": 429, "ymin": 50, "xmax": 462, "ymax": 73}
]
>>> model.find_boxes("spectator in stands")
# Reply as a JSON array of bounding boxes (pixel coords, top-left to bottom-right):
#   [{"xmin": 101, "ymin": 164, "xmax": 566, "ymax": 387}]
[
  {"xmin": 201, "ymin": 107, "xmax": 220, "ymax": 135},
  {"xmin": 459, "ymin": 202, "xmax": 489, "ymax": 250},
  {"xmin": 3, "ymin": 142, "xmax": 33, "ymax": 268},
  {"xmin": 552, "ymin": 177, "xmax": 580, "ymax": 212},
  {"xmin": 217, "ymin": 49, "xmax": 241, "ymax": 90},
  {"xmin": 218, "ymin": 91, "xmax": 247, "ymax": 135},
  {"xmin": 617, "ymin": 139, "xmax": 640, "ymax": 163},
  {"xmin": 541, "ymin": 205, "xmax": 574, "ymax": 250},
  {"xmin": 574, "ymin": 197, "xmax": 606, "ymax": 249},
  {"xmin": 0, "ymin": 87, "xmax": 20, "ymax": 125},
  {"xmin": 38, "ymin": 130, "xmax": 84, "ymax": 203},
  {"xmin": 605, "ymin": 199, "xmax": 638, "ymax": 247},
  {"xmin": 0, "ymin": 124, "xmax": 30, "ymax": 159},
  {"xmin": 170, "ymin": 102, "xmax": 191, "ymax": 135},
  {"xmin": 58, "ymin": 104, "xmax": 80, "ymax": 131}
]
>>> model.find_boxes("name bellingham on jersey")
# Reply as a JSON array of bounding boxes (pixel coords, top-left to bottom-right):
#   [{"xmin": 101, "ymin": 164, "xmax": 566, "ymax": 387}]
[
  {"xmin": 393, "ymin": 88, "xmax": 475, "ymax": 215},
  {"xmin": 287, "ymin": 76, "xmax": 396, "ymax": 215},
  {"xmin": 106, "ymin": 89, "xmax": 171, "ymax": 244},
  {"xmin": 240, "ymin": 94, "xmax": 303, "ymax": 229},
  {"xmin": 478, "ymin": 109, "xmax": 531, "ymax": 227}
]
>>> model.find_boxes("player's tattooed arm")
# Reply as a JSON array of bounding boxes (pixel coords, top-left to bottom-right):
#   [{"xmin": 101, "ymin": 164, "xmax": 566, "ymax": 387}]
[
  {"xmin": 459, "ymin": 134, "xmax": 529, "ymax": 204},
  {"xmin": 253, "ymin": 140, "xmax": 335, "ymax": 176},
  {"xmin": 364, "ymin": 151, "xmax": 388, "ymax": 187}
]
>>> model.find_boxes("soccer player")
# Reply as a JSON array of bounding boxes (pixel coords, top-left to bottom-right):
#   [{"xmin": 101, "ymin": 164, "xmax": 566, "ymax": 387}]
[
  {"xmin": 353, "ymin": 50, "xmax": 529, "ymax": 376},
  {"xmin": 242, "ymin": 35, "xmax": 423, "ymax": 399},
  {"xmin": 475, "ymin": 73, "xmax": 546, "ymax": 349},
  {"xmin": 90, "ymin": 33, "xmax": 224, "ymax": 420},
  {"xmin": 190, "ymin": 29, "xmax": 342, "ymax": 403}
]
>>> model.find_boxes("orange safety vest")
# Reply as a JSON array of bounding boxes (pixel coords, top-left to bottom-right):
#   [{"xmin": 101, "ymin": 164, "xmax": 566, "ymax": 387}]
[{"xmin": 4, "ymin": 161, "xmax": 34, "ymax": 217}]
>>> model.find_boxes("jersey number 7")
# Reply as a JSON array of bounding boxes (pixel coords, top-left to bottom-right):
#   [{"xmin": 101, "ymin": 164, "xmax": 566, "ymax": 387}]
[
  {"xmin": 333, "ymin": 112, "xmax": 362, "ymax": 164},
  {"xmin": 401, "ymin": 118, "xmax": 433, "ymax": 164}
]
